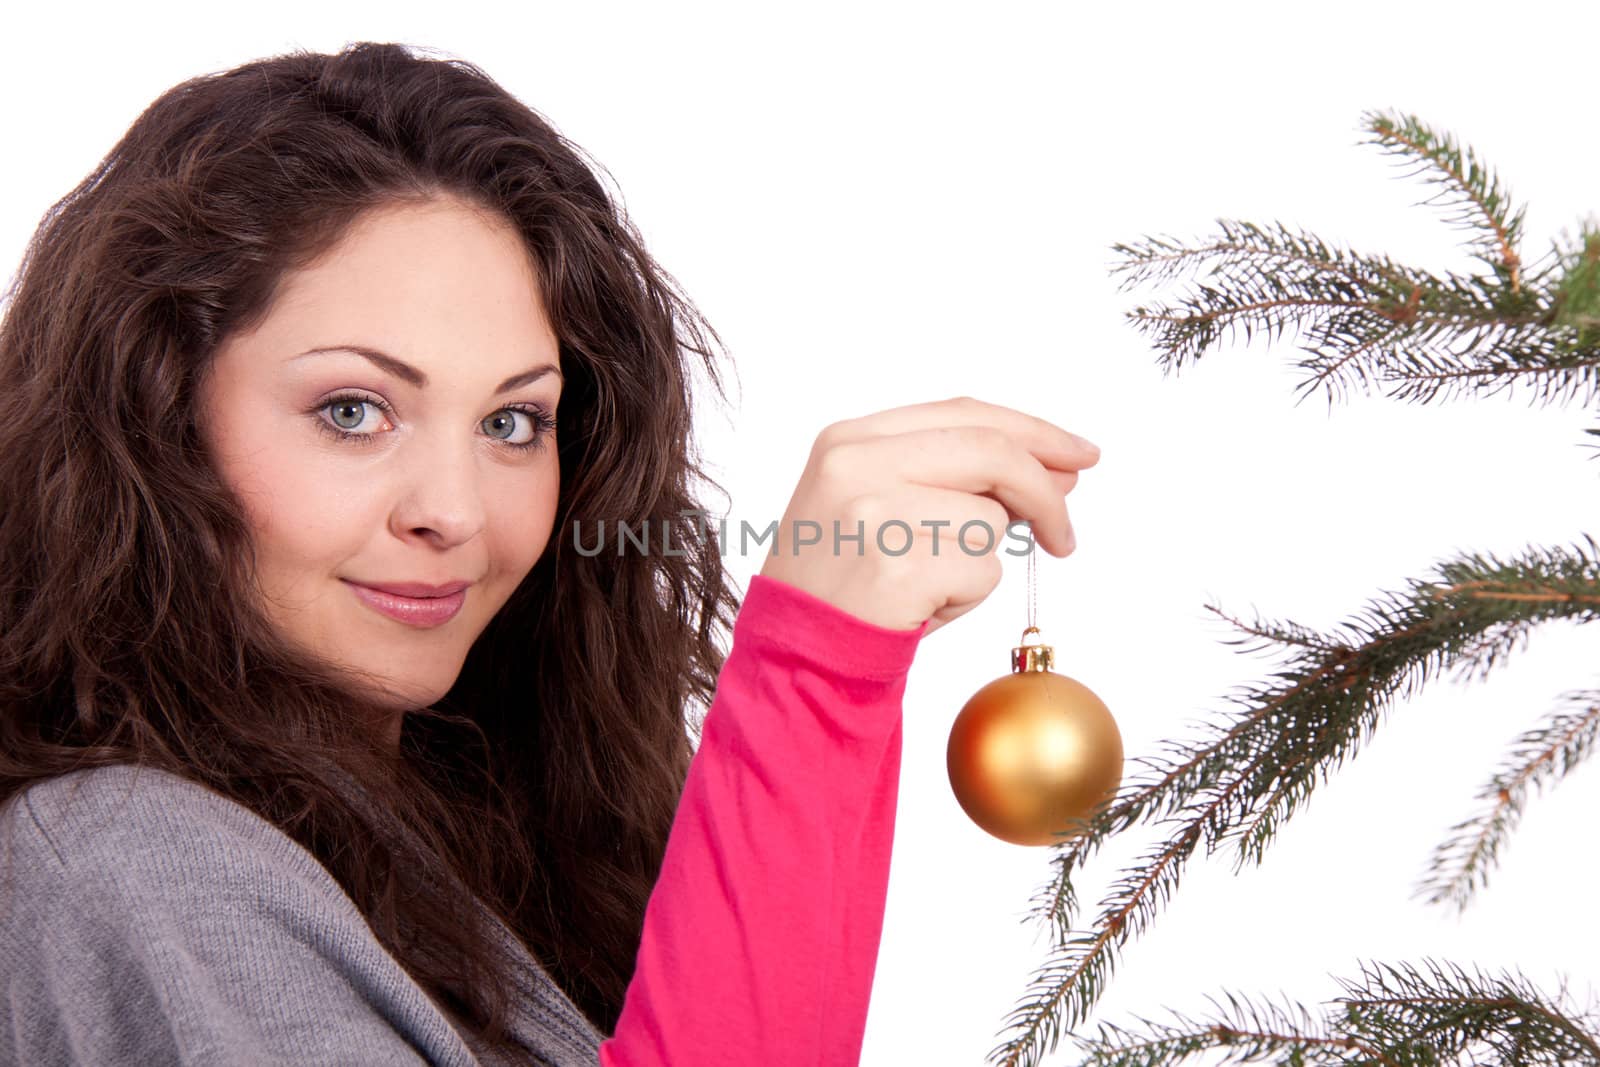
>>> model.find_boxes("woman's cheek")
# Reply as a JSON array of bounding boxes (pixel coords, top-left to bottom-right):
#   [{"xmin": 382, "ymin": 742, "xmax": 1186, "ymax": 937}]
[{"xmin": 486, "ymin": 464, "xmax": 559, "ymax": 572}]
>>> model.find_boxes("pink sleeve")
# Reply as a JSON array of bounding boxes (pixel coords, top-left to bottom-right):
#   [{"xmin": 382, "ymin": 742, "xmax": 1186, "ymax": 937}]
[{"xmin": 598, "ymin": 573, "xmax": 927, "ymax": 1066}]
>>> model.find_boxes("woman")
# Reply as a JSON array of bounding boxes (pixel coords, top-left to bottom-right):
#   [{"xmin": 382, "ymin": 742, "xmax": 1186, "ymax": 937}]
[{"xmin": 0, "ymin": 41, "xmax": 1098, "ymax": 1065}]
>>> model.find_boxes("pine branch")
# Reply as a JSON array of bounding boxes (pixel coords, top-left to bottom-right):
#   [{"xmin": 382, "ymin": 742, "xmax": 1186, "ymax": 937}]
[
  {"xmin": 1110, "ymin": 225, "xmax": 1599, "ymax": 413},
  {"xmin": 1410, "ymin": 687, "xmax": 1600, "ymax": 914},
  {"xmin": 1109, "ymin": 219, "xmax": 1412, "ymax": 302},
  {"xmin": 1331, "ymin": 959, "xmax": 1600, "ymax": 1066},
  {"xmin": 1108, "ymin": 120, "xmax": 1600, "ymax": 419},
  {"xmin": 1227, "ymin": 538, "xmax": 1600, "ymax": 875},
  {"xmin": 1072, "ymin": 987, "xmax": 1371, "ymax": 1066},
  {"xmin": 1063, "ymin": 959, "xmax": 1600, "ymax": 1066},
  {"xmin": 1360, "ymin": 320, "xmax": 1600, "ymax": 409},
  {"xmin": 1361, "ymin": 109, "xmax": 1527, "ymax": 295},
  {"xmin": 992, "ymin": 755, "xmax": 1265, "ymax": 1067},
  {"xmin": 1107, "ymin": 219, "xmax": 1461, "ymax": 382},
  {"xmin": 988, "ymin": 539, "xmax": 1600, "ymax": 1067}
]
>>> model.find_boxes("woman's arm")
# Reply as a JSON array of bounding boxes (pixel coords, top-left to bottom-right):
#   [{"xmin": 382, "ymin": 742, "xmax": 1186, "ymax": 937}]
[{"xmin": 600, "ymin": 572, "xmax": 927, "ymax": 1066}]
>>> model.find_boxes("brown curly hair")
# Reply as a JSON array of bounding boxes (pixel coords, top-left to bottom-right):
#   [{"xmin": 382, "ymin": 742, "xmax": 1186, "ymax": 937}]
[{"xmin": 0, "ymin": 40, "xmax": 741, "ymax": 1057}]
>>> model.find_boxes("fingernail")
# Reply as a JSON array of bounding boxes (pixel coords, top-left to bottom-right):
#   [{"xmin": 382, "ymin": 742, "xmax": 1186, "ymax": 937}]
[{"xmin": 1075, "ymin": 434, "xmax": 1100, "ymax": 455}]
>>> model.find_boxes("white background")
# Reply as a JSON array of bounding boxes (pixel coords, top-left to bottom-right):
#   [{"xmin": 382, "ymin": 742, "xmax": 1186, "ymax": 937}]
[{"xmin": 4, "ymin": 2, "xmax": 1597, "ymax": 1063}]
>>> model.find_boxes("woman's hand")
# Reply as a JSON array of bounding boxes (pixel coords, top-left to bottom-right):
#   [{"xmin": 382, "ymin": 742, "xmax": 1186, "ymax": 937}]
[{"xmin": 758, "ymin": 396, "xmax": 1100, "ymax": 637}]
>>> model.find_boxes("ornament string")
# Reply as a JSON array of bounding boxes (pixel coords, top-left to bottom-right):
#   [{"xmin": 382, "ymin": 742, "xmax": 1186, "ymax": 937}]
[{"xmin": 1026, "ymin": 524, "xmax": 1037, "ymax": 633}]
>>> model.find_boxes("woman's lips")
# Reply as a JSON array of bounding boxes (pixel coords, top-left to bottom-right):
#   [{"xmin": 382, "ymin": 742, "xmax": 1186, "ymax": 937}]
[{"xmin": 343, "ymin": 580, "xmax": 466, "ymax": 628}]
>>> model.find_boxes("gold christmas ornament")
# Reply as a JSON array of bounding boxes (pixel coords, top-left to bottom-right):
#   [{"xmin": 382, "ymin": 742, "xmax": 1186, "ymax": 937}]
[{"xmin": 946, "ymin": 533, "xmax": 1123, "ymax": 846}]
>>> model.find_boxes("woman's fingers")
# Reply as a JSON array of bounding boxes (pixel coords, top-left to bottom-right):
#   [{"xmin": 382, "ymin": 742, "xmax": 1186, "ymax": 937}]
[
  {"xmin": 818, "ymin": 424, "xmax": 1074, "ymax": 557},
  {"xmin": 834, "ymin": 482, "xmax": 1020, "ymax": 561},
  {"xmin": 817, "ymin": 395, "xmax": 1100, "ymax": 474},
  {"xmin": 770, "ymin": 482, "xmax": 1017, "ymax": 637},
  {"xmin": 761, "ymin": 395, "xmax": 1102, "ymax": 634}
]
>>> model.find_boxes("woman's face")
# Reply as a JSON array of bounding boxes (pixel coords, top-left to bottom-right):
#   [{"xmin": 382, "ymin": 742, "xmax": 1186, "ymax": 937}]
[{"xmin": 198, "ymin": 195, "xmax": 563, "ymax": 744}]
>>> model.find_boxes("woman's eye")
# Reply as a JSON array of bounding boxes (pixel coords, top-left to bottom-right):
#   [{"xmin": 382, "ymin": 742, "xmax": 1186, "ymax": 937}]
[
  {"xmin": 311, "ymin": 393, "xmax": 394, "ymax": 444},
  {"xmin": 324, "ymin": 398, "xmax": 387, "ymax": 434},
  {"xmin": 482, "ymin": 408, "xmax": 538, "ymax": 445}
]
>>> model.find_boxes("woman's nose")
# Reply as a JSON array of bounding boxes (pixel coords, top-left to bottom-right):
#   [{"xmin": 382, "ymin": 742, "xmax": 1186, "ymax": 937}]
[{"xmin": 386, "ymin": 439, "xmax": 489, "ymax": 549}]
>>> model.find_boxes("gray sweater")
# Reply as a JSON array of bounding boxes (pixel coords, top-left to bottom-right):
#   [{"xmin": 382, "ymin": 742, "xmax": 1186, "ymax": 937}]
[{"xmin": 0, "ymin": 762, "xmax": 605, "ymax": 1066}]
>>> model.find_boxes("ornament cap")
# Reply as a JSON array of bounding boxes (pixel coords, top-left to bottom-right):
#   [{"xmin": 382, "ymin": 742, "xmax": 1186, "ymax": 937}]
[{"xmin": 1011, "ymin": 625, "xmax": 1054, "ymax": 673}]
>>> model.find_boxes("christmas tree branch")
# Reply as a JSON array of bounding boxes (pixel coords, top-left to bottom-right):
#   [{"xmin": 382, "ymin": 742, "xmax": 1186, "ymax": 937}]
[
  {"xmin": 1068, "ymin": 987, "xmax": 1393, "ymax": 1066},
  {"xmin": 1360, "ymin": 109, "xmax": 1527, "ymax": 293},
  {"xmin": 1063, "ymin": 960, "xmax": 1600, "ymax": 1066},
  {"xmin": 1410, "ymin": 688, "xmax": 1600, "ymax": 914},
  {"xmin": 1330, "ymin": 959, "xmax": 1600, "ymax": 1065},
  {"xmin": 1107, "ymin": 114, "xmax": 1600, "ymax": 417},
  {"xmin": 1228, "ymin": 539, "xmax": 1600, "ymax": 873},
  {"xmin": 990, "ymin": 541, "xmax": 1600, "ymax": 1067},
  {"xmin": 1109, "ymin": 232, "xmax": 1600, "ymax": 411}
]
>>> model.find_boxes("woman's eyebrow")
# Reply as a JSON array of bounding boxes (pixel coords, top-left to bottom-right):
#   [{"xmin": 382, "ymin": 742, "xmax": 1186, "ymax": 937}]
[{"xmin": 293, "ymin": 344, "xmax": 563, "ymax": 393}]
